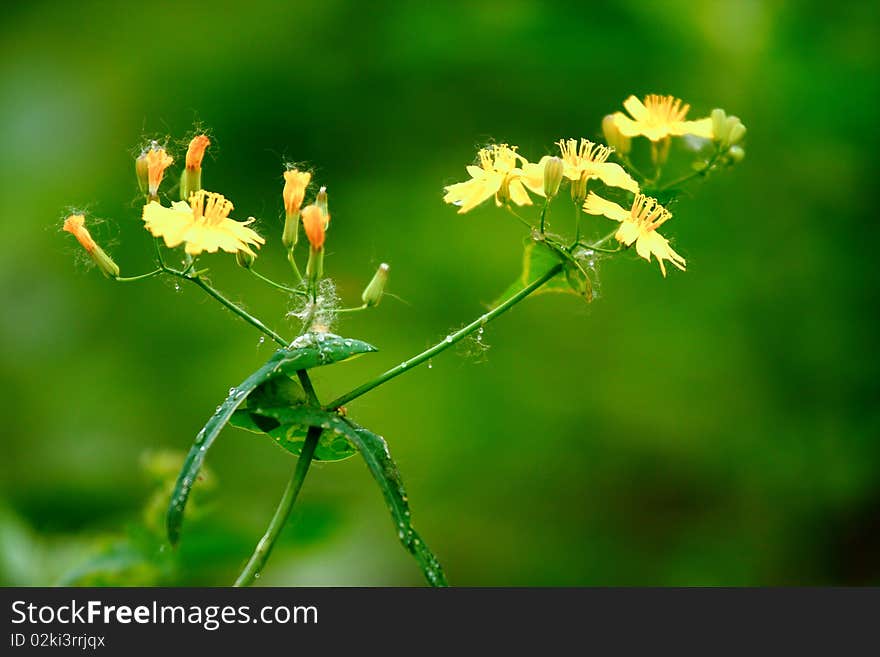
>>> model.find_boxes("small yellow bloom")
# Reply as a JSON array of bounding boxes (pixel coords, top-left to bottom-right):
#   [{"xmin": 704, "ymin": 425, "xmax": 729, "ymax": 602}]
[
  {"xmin": 301, "ymin": 204, "xmax": 326, "ymax": 250},
  {"xmin": 283, "ymin": 169, "xmax": 311, "ymax": 218},
  {"xmin": 612, "ymin": 94, "xmax": 713, "ymax": 142},
  {"xmin": 443, "ymin": 144, "xmax": 533, "ymax": 214},
  {"xmin": 63, "ymin": 214, "xmax": 120, "ymax": 278},
  {"xmin": 144, "ymin": 145, "xmax": 174, "ymax": 197},
  {"xmin": 185, "ymin": 135, "xmax": 210, "ymax": 170},
  {"xmin": 142, "ymin": 190, "xmax": 265, "ymax": 256},
  {"xmin": 526, "ymin": 139, "xmax": 638, "ymax": 194},
  {"xmin": 583, "ymin": 192, "xmax": 686, "ymax": 276}
]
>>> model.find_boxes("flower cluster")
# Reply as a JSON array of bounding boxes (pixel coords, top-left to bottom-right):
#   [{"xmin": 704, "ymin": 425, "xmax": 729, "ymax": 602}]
[{"xmin": 443, "ymin": 94, "xmax": 746, "ymax": 277}]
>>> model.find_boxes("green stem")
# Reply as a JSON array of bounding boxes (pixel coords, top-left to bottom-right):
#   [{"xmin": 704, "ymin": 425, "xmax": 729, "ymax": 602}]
[
  {"xmin": 233, "ymin": 426, "xmax": 322, "ymax": 587},
  {"xmin": 324, "ymin": 262, "xmax": 563, "ymax": 410},
  {"xmin": 287, "ymin": 250, "xmax": 303, "ymax": 283},
  {"xmin": 539, "ymin": 200, "xmax": 549, "ymax": 233},
  {"xmin": 505, "ymin": 206, "xmax": 535, "ymax": 231},
  {"xmin": 657, "ymin": 150, "xmax": 723, "ymax": 191},
  {"xmin": 250, "ymin": 268, "xmax": 306, "ymax": 296},
  {"xmin": 336, "ymin": 304, "xmax": 368, "ymax": 314},
  {"xmin": 186, "ymin": 275, "xmax": 288, "ymax": 347},
  {"xmin": 115, "ymin": 269, "xmax": 162, "ymax": 282}
]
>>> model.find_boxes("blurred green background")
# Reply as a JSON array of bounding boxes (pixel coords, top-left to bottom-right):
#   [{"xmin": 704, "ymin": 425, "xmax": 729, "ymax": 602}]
[{"xmin": 1, "ymin": 0, "xmax": 878, "ymax": 586}]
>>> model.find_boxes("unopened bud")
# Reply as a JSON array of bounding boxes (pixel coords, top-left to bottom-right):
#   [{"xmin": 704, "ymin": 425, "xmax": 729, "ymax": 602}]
[
  {"xmin": 727, "ymin": 122, "xmax": 746, "ymax": 145},
  {"xmin": 180, "ymin": 135, "xmax": 210, "ymax": 201},
  {"xmin": 235, "ymin": 250, "xmax": 255, "ymax": 269},
  {"xmin": 543, "ymin": 156, "xmax": 564, "ymax": 198},
  {"xmin": 316, "ymin": 186, "xmax": 329, "ymax": 225},
  {"xmin": 727, "ymin": 145, "xmax": 745, "ymax": 163},
  {"xmin": 63, "ymin": 214, "xmax": 120, "ymax": 278},
  {"xmin": 140, "ymin": 141, "xmax": 173, "ymax": 201},
  {"xmin": 711, "ymin": 108, "xmax": 728, "ymax": 143},
  {"xmin": 301, "ymin": 204, "xmax": 326, "ymax": 250},
  {"xmin": 135, "ymin": 153, "xmax": 149, "ymax": 195},
  {"xmin": 602, "ymin": 114, "xmax": 631, "ymax": 155},
  {"xmin": 361, "ymin": 263, "xmax": 390, "ymax": 307},
  {"xmin": 570, "ymin": 172, "xmax": 589, "ymax": 205}
]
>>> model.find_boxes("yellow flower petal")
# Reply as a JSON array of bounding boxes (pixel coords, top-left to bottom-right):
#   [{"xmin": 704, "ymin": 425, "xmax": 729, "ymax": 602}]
[
  {"xmin": 622, "ymin": 95, "xmax": 650, "ymax": 121},
  {"xmin": 520, "ymin": 156, "xmax": 549, "ymax": 196},
  {"xmin": 673, "ymin": 118, "xmax": 713, "ymax": 139},
  {"xmin": 142, "ymin": 201, "xmax": 192, "ymax": 248},
  {"xmin": 582, "ymin": 192, "xmax": 629, "ymax": 222},
  {"xmin": 592, "ymin": 162, "xmax": 639, "ymax": 193},
  {"xmin": 507, "ymin": 178, "xmax": 533, "ymax": 207},
  {"xmin": 615, "ymin": 220, "xmax": 640, "ymax": 246}
]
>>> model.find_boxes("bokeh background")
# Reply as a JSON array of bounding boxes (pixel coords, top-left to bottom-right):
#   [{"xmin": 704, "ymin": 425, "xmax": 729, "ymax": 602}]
[{"xmin": 1, "ymin": 0, "xmax": 878, "ymax": 586}]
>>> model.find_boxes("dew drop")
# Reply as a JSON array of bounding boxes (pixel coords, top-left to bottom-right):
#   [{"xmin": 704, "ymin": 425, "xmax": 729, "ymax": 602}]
[
  {"xmin": 427, "ymin": 360, "xmax": 433, "ymax": 369},
  {"xmin": 444, "ymin": 335, "xmax": 453, "ymax": 343},
  {"xmin": 254, "ymin": 572, "xmax": 261, "ymax": 579},
  {"xmin": 173, "ymin": 283, "xmax": 181, "ymax": 292}
]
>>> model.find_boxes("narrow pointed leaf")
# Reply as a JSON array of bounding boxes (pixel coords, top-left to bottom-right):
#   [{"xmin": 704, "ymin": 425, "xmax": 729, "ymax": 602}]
[
  {"xmin": 239, "ymin": 405, "xmax": 447, "ymax": 586},
  {"xmin": 167, "ymin": 333, "xmax": 377, "ymax": 546}
]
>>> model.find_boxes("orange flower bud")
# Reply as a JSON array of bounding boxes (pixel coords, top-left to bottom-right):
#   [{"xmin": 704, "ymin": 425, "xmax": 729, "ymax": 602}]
[
  {"xmin": 301, "ymin": 204, "xmax": 326, "ymax": 250},
  {"xmin": 63, "ymin": 214, "xmax": 119, "ymax": 278},
  {"xmin": 143, "ymin": 144, "xmax": 173, "ymax": 199},
  {"xmin": 185, "ymin": 135, "xmax": 210, "ymax": 170},
  {"xmin": 63, "ymin": 214, "xmax": 97, "ymax": 253},
  {"xmin": 283, "ymin": 169, "xmax": 311, "ymax": 218}
]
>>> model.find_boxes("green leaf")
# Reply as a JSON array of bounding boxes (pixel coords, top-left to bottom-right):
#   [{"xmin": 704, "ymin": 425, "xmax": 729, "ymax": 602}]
[
  {"xmin": 230, "ymin": 406, "xmax": 357, "ymax": 462},
  {"xmin": 239, "ymin": 405, "xmax": 447, "ymax": 586},
  {"xmin": 494, "ymin": 241, "xmax": 592, "ymax": 306},
  {"xmin": 276, "ymin": 332, "xmax": 378, "ymax": 376},
  {"xmin": 167, "ymin": 333, "xmax": 378, "ymax": 546}
]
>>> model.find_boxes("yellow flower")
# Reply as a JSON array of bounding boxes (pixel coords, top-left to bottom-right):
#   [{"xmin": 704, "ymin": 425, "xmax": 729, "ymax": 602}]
[
  {"xmin": 612, "ymin": 94, "xmax": 713, "ymax": 142},
  {"xmin": 524, "ymin": 139, "xmax": 638, "ymax": 194},
  {"xmin": 443, "ymin": 144, "xmax": 533, "ymax": 213},
  {"xmin": 142, "ymin": 190, "xmax": 265, "ymax": 256},
  {"xmin": 583, "ymin": 192, "xmax": 686, "ymax": 276}
]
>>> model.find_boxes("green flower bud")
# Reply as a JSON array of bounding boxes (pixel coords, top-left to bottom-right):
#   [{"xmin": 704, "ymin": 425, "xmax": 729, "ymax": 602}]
[
  {"xmin": 727, "ymin": 145, "xmax": 745, "ymax": 163},
  {"xmin": 570, "ymin": 172, "xmax": 589, "ymax": 205},
  {"xmin": 316, "ymin": 186, "xmax": 329, "ymax": 218},
  {"xmin": 711, "ymin": 108, "xmax": 728, "ymax": 143},
  {"xmin": 727, "ymin": 122, "xmax": 746, "ymax": 145},
  {"xmin": 235, "ymin": 250, "xmax": 255, "ymax": 269},
  {"xmin": 135, "ymin": 152, "xmax": 149, "ymax": 196},
  {"xmin": 361, "ymin": 263, "xmax": 390, "ymax": 307},
  {"xmin": 602, "ymin": 114, "xmax": 631, "ymax": 155},
  {"xmin": 543, "ymin": 156, "xmax": 564, "ymax": 198}
]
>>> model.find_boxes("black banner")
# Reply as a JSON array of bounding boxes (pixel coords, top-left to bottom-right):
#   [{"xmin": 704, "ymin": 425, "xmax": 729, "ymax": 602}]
[{"xmin": 2, "ymin": 588, "xmax": 878, "ymax": 653}]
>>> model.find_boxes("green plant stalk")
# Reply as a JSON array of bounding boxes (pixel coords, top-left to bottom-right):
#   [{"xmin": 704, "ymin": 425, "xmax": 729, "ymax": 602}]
[
  {"xmin": 186, "ymin": 275, "xmax": 288, "ymax": 347},
  {"xmin": 324, "ymin": 262, "xmax": 564, "ymax": 410},
  {"xmin": 115, "ymin": 269, "xmax": 163, "ymax": 282},
  {"xmin": 657, "ymin": 148, "xmax": 724, "ymax": 191},
  {"xmin": 250, "ymin": 268, "xmax": 306, "ymax": 296},
  {"xmin": 233, "ymin": 426, "xmax": 322, "ymax": 587}
]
